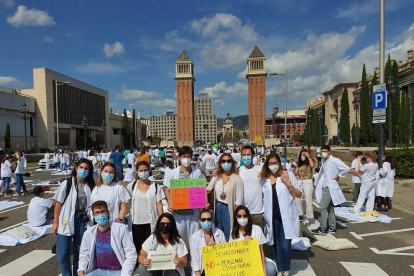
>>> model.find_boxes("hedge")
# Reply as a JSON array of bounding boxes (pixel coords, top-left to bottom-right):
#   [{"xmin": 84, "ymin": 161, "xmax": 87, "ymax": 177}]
[
  {"xmin": 386, "ymin": 148, "xmax": 414, "ymax": 179},
  {"xmin": 37, "ymin": 147, "xmax": 50, "ymax": 153}
]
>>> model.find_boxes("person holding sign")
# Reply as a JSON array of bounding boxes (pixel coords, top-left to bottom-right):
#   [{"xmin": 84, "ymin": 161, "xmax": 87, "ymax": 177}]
[
  {"xmin": 164, "ymin": 146, "xmax": 205, "ymax": 240},
  {"xmin": 136, "ymin": 213, "xmax": 188, "ymax": 276},
  {"xmin": 230, "ymin": 205, "xmax": 276, "ymax": 276},
  {"xmin": 207, "ymin": 153, "xmax": 244, "ymax": 241},
  {"xmin": 261, "ymin": 152, "xmax": 302, "ymax": 276},
  {"xmin": 127, "ymin": 161, "xmax": 165, "ymax": 254},
  {"xmin": 78, "ymin": 201, "xmax": 137, "ymax": 276},
  {"xmin": 190, "ymin": 209, "xmax": 226, "ymax": 276}
]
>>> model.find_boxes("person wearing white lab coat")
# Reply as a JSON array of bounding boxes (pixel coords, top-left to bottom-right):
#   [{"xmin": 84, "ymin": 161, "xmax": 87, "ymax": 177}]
[
  {"xmin": 78, "ymin": 200, "xmax": 137, "ymax": 276},
  {"xmin": 52, "ymin": 158, "xmax": 95, "ymax": 276},
  {"xmin": 190, "ymin": 209, "xmax": 226, "ymax": 276},
  {"xmin": 354, "ymin": 151, "xmax": 379, "ymax": 214},
  {"xmin": 164, "ymin": 146, "xmax": 205, "ymax": 241},
  {"xmin": 261, "ymin": 152, "xmax": 302, "ymax": 276},
  {"xmin": 312, "ymin": 145, "xmax": 350, "ymax": 235},
  {"xmin": 44, "ymin": 150, "xmax": 50, "ymax": 170},
  {"xmin": 377, "ymin": 153, "xmax": 395, "ymax": 211}
]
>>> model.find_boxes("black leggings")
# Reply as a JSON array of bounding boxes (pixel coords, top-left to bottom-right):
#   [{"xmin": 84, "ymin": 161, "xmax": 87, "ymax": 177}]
[
  {"xmin": 132, "ymin": 223, "xmax": 151, "ymax": 254},
  {"xmin": 380, "ymin": 197, "xmax": 391, "ymax": 207}
]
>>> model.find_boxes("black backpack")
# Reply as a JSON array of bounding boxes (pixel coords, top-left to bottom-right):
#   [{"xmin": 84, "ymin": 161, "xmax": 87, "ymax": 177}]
[
  {"xmin": 61, "ymin": 177, "xmax": 73, "ymax": 206},
  {"xmin": 131, "ymin": 180, "xmax": 158, "ymax": 194}
]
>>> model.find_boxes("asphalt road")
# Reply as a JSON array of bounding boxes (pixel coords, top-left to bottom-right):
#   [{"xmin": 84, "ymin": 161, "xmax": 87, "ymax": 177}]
[{"xmin": 0, "ymin": 168, "xmax": 413, "ymax": 276}]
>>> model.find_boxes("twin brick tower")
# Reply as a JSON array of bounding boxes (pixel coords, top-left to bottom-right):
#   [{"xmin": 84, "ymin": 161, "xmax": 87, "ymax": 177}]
[{"xmin": 174, "ymin": 46, "xmax": 266, "ymax": 145}]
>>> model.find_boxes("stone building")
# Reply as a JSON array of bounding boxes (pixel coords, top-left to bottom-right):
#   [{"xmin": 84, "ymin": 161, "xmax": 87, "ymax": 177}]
[
  {"xmin": 149, "ymin": 113, "xmax": 177, "ymax": 141},
  {"xmin": 195, "ymin": 92, "xmax": 217, "ymax": 145}
]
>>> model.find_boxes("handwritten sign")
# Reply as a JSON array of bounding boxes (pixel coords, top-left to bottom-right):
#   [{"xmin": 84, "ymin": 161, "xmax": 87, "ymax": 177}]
[
  {"xmin": 147, "ymin": 249, "xmax": 175, "ymax": 271},
  {"xmin": 171, "ymin": 178, "xmax": 207, "ymax": 210},
  {"xmin": 201, "ymin": 239, "xmax": 264, "ymax": 276}
]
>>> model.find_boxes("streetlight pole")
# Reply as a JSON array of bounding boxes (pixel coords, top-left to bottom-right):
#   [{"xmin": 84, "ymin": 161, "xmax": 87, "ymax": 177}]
[
  {"xmin": 387, "ymin": 75, "xmax": 396, "ymax": 147},
  {"xmin": 378, "ymin": 0, "xmax": 385, "ymax": 166},
  {"xmin": 352, "ymin": 90, "xmax": 360, "ymax": 147},
  {"xmin": 318, "ymin": 108, "xmax": 323, "ymax": 147},
  {"xmin": 308, "ymin": 114, "xmax": 312, "ymax": 146},
  {"xmin": 102, "ymin": 119, "xmax": 107, "ymax": 150},
  {"xmin": 82, "ymin": 116, "xmax": 88, "ymax": 149},
  {"xmin": 129, "ymin": 124, "xmax": 133, "ymax": 149},
  {"xmin": 55, "ymin": 81, "xmax": 71, "ymax": 148},
  {"xmin": 269, "ymin": 70, "xmax": 288, "ymax": 157},
  {"xmin": 20, "ymin": 102, "xmax": 29, "ymax": 153}
]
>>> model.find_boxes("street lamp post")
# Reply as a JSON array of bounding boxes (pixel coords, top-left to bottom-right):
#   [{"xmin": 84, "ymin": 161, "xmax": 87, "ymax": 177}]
[
  {"xmin": 102, "ymin": 119, "xmax": 107, "ymax": 150},
  {"xmin": 387, "ymin": 75, "xmax": 396, "ymax": 147},
  {"xmin": 352, "ymin": 90, "xmax": 360, "ymax": 147},
  {"xmin": 273, "ymin": 104, "xmax": 279, "ymax": 142},
  {"xmin": 308, "ymin": 114, "xmax": 312, "ymax": 146},
  {"xmin": 269, "ymin": 70, "xmax": 288, "ymax": 157},
  {"xmin": 82, "ymin": 116, "xmax": 88, "ymax": 149},
  {"xmin": 129, "ymin": 124, "xmax": 133, "ymax": 149},
  {"xmin": 20, "ymin": 102, "xmax": 29, "ymax": 153},
  {"xmin": 55, "ymin": 81, "xmax": 71, "ymax": 148},
  {"xmin": 318, "ymin": 108, "xmax": 323, "ymax": 146}
]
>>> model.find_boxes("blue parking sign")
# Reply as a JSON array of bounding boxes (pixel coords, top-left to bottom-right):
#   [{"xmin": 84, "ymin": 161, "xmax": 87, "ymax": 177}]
[{"xmin": 373, "ymin": 90, "xmax": 387, "ymax": 109}]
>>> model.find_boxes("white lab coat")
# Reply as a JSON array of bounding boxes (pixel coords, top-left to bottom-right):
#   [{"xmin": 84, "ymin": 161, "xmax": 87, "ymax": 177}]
[
  {"xmin": 263, "ymin": 171, "xmax": 302, "ymax": 245},
  {"xmin": 377, "ymin": 162, "xmax": 395, "ymax": 197},
  {"xmin": 78, "ymin": 222, "xmax": 137, "ymax": 276},
  {"xmin": 315, "ymin": 156, "xmax": 350, "ymax": 206},
  {"xmin": 53, "ymin": 177, "xmax": 92, "ymax": 236},
  {"xmin": 190, "ymin": 228, "xmax": 226, "ymax": 276}
]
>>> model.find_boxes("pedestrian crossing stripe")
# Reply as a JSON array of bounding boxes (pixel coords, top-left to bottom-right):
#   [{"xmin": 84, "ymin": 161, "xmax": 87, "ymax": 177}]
[
  {"xmin": 0, "ymin": 249, "xmax": 6, "ymax": 254},
  {"xmin": 0, "ymin": 250, "xmax": 55, "ymax": 276},
  {"xmin": 341, "ymin": 262, "xmax": 388, "ymax": 276}
]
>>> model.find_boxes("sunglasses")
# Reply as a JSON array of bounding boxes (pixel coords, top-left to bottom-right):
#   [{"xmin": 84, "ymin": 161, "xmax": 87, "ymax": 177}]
[
  {"xmin": 200, "ymin": 218, "xmax": 213, "ymax": 222},
  {"xmin": 236, "ymin": 214, "xmax": 249, "ymax": 219},
  {"xmin": 160, "ymin": 222, "xmax": 172, "ymax": 227},
  {"xmin": 220, "ymin": 159, "xmax": 232, "ymax": 164}
]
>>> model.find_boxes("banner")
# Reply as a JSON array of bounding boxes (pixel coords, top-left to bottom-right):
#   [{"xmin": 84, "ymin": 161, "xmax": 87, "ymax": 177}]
[
  {"xmin": 201, "ymin": 239, "xmax": 264, "ymax": 276},
  {"xmin": 170, "ymin": 178, "xmax": 207, "ymax": 210},
  {"xmin": 147, "ymin": 249, "xmax": 175, "ymax": 271},
  {"xmin": 254, "ymin": 136, "xmax": 262, "ymax": 144}
]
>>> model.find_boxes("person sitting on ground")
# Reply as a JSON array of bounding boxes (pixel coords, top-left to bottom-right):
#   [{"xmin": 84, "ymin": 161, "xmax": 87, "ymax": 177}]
[
  {"xmin": 124, "ymin": 164, "xmax": 135, "ymax": 182},
  {"xmin": 78, "ymin": 200, "xmax": 137, "ymax": 276},
  {"xmin": 27, "ymin": 186, "xmax": 56, "ymax": 227}
]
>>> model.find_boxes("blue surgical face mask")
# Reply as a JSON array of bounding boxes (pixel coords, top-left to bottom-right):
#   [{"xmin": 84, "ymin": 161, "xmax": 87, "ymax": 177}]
[
  {"xmin": 221, "ymin": 162, "xmax": 232, "ymax": 171},
  {"xmin": 138, "ymin": 171, "xmax": 150, "ymax": 179},
  {"xmin": 242, "ymin": 156, "xmax": 252, "ymax": 166},
  {"xmin": 77, "ymin": 169, "xmax": 89, "ymax": 179},
  {"xmin": 101, "ymin": 173, "xmax": 114, "ymax": 183},
  {"xmin": 94, "ymin": 214, "xmax": 109, "ymax": 226},
  {"xmin": 201, "ymin": 220, "xmax": 213, "ymax": 230}
]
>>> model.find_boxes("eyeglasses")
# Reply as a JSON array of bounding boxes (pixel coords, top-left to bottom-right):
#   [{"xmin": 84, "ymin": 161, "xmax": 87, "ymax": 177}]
[
  {"xmin": 160, "ymin": 222, "xmax": 172, "ymax": 227},
  {"xmin": 236, "ymin": 214, "xmax": 249, "ymax": 219},
  {"xmin": 220, "ymin": 159, "xmax": 232, "ymax": 164},
  {"xmin": 200, "ymin": 218, "xmax": 213, "ymax": 222}
]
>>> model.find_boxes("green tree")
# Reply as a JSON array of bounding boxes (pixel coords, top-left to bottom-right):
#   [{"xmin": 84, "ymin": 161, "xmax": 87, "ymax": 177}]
[
  {"xmin": 392, "ymin": 61, "xmax": 401, "ymax": 145},
  {"xmin": 233, "ymin": 129, "xmax": 242, "ymax": 141},
  {"xmin": 132, "ymin": 109, "xmax": 136, "ymax": 148},
  {"xmin": 339, "ymin": 88, "xmax": 351, "ymax": 144},
  {"xmin": 122, "ymin": 109, "xmax": 131, "ymax": 148},
  {"xmin": 360, "ymin": 64, "xmax": 371, "ymax": 145},
  {"xmin": 5, "ymin": 123, "xmax": 11, "ymax": 149}
]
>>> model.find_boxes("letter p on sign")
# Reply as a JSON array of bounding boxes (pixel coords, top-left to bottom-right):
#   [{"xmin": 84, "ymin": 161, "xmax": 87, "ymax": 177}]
[{"xmin": 373, "ymin": 90, "xmax": 387, "ymax": 109}]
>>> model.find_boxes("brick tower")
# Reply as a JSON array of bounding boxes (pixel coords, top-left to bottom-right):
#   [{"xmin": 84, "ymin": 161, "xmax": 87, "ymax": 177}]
[
  {"xmin": 175, "ymin": 50, "xmax": 195, "ymax": 146},
  {"xmin": 246, "ymin": 46, "xmax": 267, "ymax": 142}
]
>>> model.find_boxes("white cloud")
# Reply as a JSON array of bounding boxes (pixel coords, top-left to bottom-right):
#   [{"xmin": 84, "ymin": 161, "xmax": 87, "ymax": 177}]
[
  {"xmin": 199, "ymin": 81, "xmax": 248, "ymax": 98},
  {"xmin": 0, "ymin": 76, "xmax": 24, "ymax": 87},
  {"xmin": 7, "ymin": 5, "xmax": 56, "ymax": 27},
  {"xmin": 117, "ymin": 86, "xmax": 176, "ymax": 108},
  {"xmin": 335, "ymin": 0, "xmax": 411, "ymax": 20},
  {"xmin": 160, "ymin": 44, "xmax": 174, "ymax": 51},
  {"xmin": 103, "ymin": 42, "xmax": 125, "ymax": 58},
  {"xmin": 1, "ymin": 0, "xmax": 15, "ymax": 7},
  {"xmin": 43, "ymin": 36, "xmax": 53, "ymax": 42},
  {"xmin": 159, "ymin": 30, "xmax": 191, "ymax": 51},
  {"xmin": 76, "ymin": 62, "xmax": 126, "ymax": 75}
]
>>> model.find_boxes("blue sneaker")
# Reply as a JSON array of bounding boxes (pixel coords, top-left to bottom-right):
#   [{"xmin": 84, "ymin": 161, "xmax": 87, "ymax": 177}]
[{"xmin": 311, "ymin": 227, "xmax": 327, "ymax": 235}]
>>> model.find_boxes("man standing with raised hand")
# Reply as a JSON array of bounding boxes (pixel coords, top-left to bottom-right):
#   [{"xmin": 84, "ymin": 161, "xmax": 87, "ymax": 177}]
[{"xmin": 312, "ymin": 145, "xmax": 350, "ymax": 235}]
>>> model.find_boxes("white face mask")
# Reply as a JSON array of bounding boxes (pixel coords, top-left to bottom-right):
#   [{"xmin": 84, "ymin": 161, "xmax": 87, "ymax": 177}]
[
  {"xmin": 268, "ymin": 164, "xmax": 279, "ymax": 173},
  {"xmin": 321, "ymin": 152, "xmax": 328, "ymax": 159},
  {"xmin": 181, "ymin": 158, "xmax": 192, "ymax": 167},
  {"xmin": 237, "ymin": 217, "xmax": 248, "ymax": 227},
  {"xmin": 301, "ymin": 156, "xmax": 307, "ymax": 161}
]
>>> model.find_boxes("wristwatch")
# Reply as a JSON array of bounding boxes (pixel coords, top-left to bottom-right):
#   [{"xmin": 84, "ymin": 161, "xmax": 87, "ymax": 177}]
[{"xmin": 288, "ymin": 186, "xmax": 293, "ymax": 192}]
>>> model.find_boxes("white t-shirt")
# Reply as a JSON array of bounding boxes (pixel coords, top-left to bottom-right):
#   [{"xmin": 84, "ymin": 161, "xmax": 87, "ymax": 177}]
[
  {"xmin": 361, "ymin": 162, "xmax": 379, "ymax": 186},
  {"xmin": 87, "ymin": 156, "xmax": 98, "ymax": 172},
  {"xmin": 101, "ymin": 152, "xmax": 107, "ymax": 161},
  {"xmin": 202, "ymin": 154, "xmax": 217, "ymax": 170},
  {"xmin": 134, "ymin": 189, "xmax": 150, "ymax": 224},
  {"xmin": 240, "ymin": 165, "xmax": 263, "ymax": 214},
  {"xmin": 124, "ymin": 168, "xmax": 135, "ymax": 182},
  {"xmin": 351, "ymin": 159, "xmax": 361, "ymax": 184},
  {"xmin": 44, "ymin": 153, "xmax": 50, "ymax": 162},
  {"xmin": 107, "ymin": 152, "xmax": 112, "ymax": 161},
  {"xmin": 127, "ymin": 153, "xmax": 135, "ymax": 165},
  {"xmin": 154, "ymin": 149, "xmax": 159, "ymax": 157},
  {"xmin": 27, "ymin": 197, "xmax": 53, "ymax": 227},
  {"xmin": 1, "ymin": 160, "xmax": 12, "ymax": 178},
  {"xmin": 83, "ymin": 152, "xmax": 88, "ymax": 158},
  {"xmin": 229, "ymin": 224, "xmax": 266, "ymax": 245}
]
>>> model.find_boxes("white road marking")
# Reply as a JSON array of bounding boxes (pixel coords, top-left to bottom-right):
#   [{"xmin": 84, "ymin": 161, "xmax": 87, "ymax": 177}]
[
  {"xmin": 312, "ymin": 202, "xmax": 319, "ymax": 208},
  {"xmin": 410, "ymin": 265, "xmax": 414, "ymax": 270},
  {"xmin": 291, "ymin": 259, "xmax": 317, "ymax": 276},
  {"xmin": 0, "ymin": 249, "xmax": 6, "ymax": 254},
  {"xmin": 350, "ymin": 228, "xmax": 414, "ymax": 240},
  {"xmin": 341, "ymin": 262, "xmax": 389, "ymax": 276},
  {"xmin": 0, "ymin": 220, "xmax": 28, "ymax": 233},
  {"xmin": 370, "ymin": 246, "xmax": 414, "ymax": 256},
  {"xmin": 0, "ymin": 204, "xmax": 29, "ymax": 214},
  {"xmin": 306, "ymin": 217, "xmax": 336, "ymax": 241},
  {"xmin": 336, "ymin": 221, "xmax": 348, "ymax": 228},
  {"xmin": 0, "ymin": 250, "xmax": 55, "ymax": 276}
]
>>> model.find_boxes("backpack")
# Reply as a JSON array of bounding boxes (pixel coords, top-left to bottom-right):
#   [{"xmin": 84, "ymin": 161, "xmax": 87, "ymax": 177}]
[
  {"xmin": 131, "ymin": 180, "xmax": 158, "ymax": 194},
  {"xmin": 61, "ymin": 177, "xmax": 73, "ymax": 206}
]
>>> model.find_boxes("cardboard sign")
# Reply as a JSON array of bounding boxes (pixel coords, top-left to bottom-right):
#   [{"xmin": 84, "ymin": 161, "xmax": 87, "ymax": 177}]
[
  {"xmin": 147, "ymin": 249, "xmax": 175, "ymax": 271},
  {"xmin": 170, "ymin": 178, "xmax": 207, "ymax": 210},
  {"xmin": 201, "ymin": 239, "xmax": 264, "ymax": 276}
]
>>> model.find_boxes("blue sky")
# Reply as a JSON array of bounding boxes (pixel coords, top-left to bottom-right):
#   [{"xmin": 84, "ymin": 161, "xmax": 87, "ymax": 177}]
[{"xmin": 1, "ymin": 0, "xmax": 414, "ymax": 118}]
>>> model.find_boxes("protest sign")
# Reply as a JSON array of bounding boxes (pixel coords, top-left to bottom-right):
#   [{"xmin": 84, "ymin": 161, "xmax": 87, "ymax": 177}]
[
  {"xmin": 147, "ymin": 249, "xmax": 175, "ymax": 271},
  {"xmin": 201, "ymin": 239, "xmax": 264, "ymax": 276},
  {"xmin": 170, "ymin": 178, "xmax": 207, "ymax": 210}
]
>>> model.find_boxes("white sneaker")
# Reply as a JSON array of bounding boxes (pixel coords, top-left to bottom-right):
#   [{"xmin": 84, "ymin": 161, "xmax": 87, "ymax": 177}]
[
  {"xmin": 277, "ymin": 272, "xmax": 282, "ymax": 276},
  {"xmin": 283, "ymin": 271, "xmax": 290, "ymax": 276}
]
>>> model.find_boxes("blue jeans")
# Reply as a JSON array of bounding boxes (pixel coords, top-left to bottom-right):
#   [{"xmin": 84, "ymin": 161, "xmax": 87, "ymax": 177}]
[
  {"xmin": 272, "ymin": 217, "xmax": 292, "ymax": 272},
  {"xmin": 2, "ymin": 177, "xmax": 11, "ymax": 194},
  {"xmin": 215, "ymin": 201, "xmax": 231, "ymax": 241},
  {"xmin": 15, "ymin": 174, "xmax": 26, "ymax": 194},
  {"xmin": 115, "ymin": 165, "xmax": 123, "ymax": 181},
  {"xmin": 56, "ymin": 215, "xmax": 86, "ymax": 276},
  {"xmin": 55, "ymin": 162, "xmax": 60, "ymax": 169},
  {"xmin": 61, "ymin": 163, "xmax": 67, "ymax": 172},
  {"xmin": 86, "ymin": 269, "xmax": 121, "ymax": 276}
]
